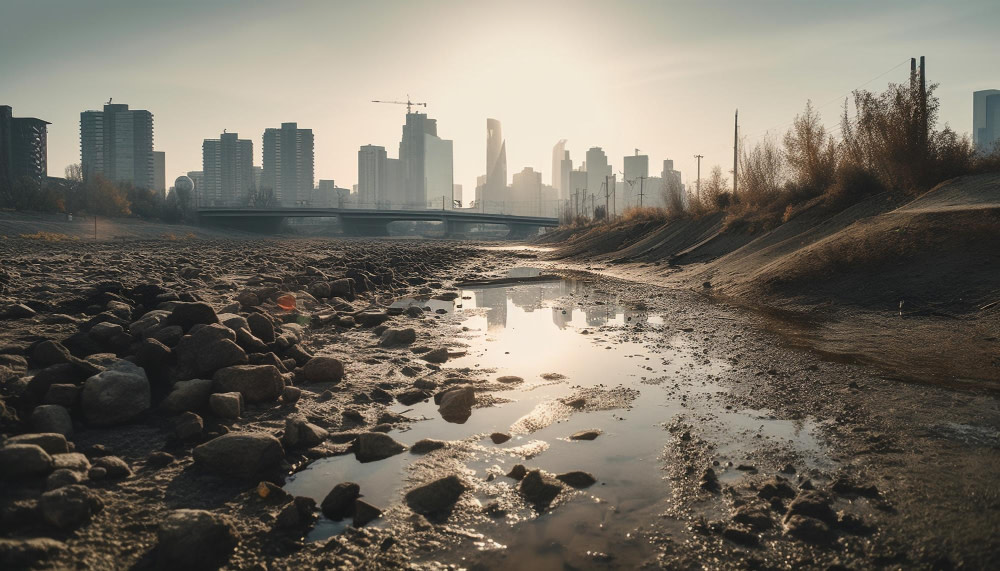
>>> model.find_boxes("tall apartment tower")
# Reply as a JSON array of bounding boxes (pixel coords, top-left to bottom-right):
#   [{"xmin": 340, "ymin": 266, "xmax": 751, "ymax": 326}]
[
  {"xmin": 585, "ymin": 147, "xmax": 612, "ymax": 201},
  {"xmin": 551, "ymin": 139, "xmax": 567, "ymax": 199},
  {"xmin": 973, "ymin": 90, "xmax": 1000, "ymax": 154},
  {"xmin": 399, "ymin": 112, "xmax": 443, "ymax": 207},
  {"xmin": 80, "ymin": 103, "xmax": 154, "ymax": 188},
  {"xmin": 262, "ymin": 122, "xmax": 314, "ymax": 206},
  {"xmin": 203, "ymin": 132, "xmax": 254, "ymax": 206},
  {"xmin": 0, "ymin": 105, "xmax": 49, "ymax": 196},
  {"xmin": 153, "ymin": 151, "xmax": 165, "ymax": 195},
  {"xmin": 485, "ymin": 118, "xmax": 507, "ymax": 208},
  {"xmin": 358, "ymin": 144, "xmax": 388, "ymax": 208}
]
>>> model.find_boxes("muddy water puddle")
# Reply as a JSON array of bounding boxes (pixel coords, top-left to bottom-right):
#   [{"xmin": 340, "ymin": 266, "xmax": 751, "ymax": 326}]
[{"xmin": 285, "ymin": 275, "xmax": 830, "ymax": 566}]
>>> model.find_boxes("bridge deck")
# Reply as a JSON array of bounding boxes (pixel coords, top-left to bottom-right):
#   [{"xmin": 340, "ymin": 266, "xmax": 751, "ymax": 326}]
[{"xmin": 196, "ymin": 207, "xmax": 559, "ymax": 226}]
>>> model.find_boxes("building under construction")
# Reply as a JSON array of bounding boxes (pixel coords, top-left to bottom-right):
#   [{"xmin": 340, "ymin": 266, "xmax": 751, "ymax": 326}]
[{"xmin": 0, "ymin": 105, "xmax": 49, "ymax": 198}]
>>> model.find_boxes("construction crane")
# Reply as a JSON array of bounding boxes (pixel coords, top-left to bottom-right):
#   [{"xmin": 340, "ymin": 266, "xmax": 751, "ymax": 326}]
[{"xmin": 371, "ymin": 95, "xmax": 427, "ymax": 114}]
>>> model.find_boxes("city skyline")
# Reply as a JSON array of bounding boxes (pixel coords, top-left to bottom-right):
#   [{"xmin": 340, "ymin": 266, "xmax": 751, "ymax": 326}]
[{"xmin": 1, "ymin": 0, "xmax": 997, "ymax": 193}]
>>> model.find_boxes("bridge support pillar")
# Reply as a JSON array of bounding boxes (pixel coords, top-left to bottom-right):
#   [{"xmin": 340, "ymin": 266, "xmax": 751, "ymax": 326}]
[
  {"xmin": 444, "ymin": 220, "xmax": 472, "ymax": 238},
  {"xmin": 506, "ymin": 223, "xmax": 538, "ymax": 240},
  {"xmin": 340, "ymin": 217, "xmax": 389, "ymax": 236},
  {"xmin": 199, "ymin": 215, "xmax": 285, "ymax": 234}
]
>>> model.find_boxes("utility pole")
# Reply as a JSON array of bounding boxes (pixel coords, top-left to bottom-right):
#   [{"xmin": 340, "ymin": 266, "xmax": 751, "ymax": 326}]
[
  {"xmin": 733, "ymin": 109, "xmax": 739, "ymax": 198},
  {"xmin": 694, "ymin": 154, "xmax": 703, "ymax": 201}
]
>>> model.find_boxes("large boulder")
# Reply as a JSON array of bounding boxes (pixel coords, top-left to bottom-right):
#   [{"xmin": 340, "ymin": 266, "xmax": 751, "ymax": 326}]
[
  {"xmin": 213, "ymin": 365, "xmax": 284, "ymax": 403},
  {"xmin": 354, "ymin": 432, "xmax": 407, "ymax": 462},
  {"xmin": 175, "ymin": 324, "xmax": 248, "ymax": 377},
  {"xmin": 30, "ymin": 405, "xmax": 73, "ymax": 436},
  {"xmin": 520, "ymin": 470, "xmax": 563, "ymax": 509},
  {"xmin": 31, "ymin": 340, "xmax": 74, "ymax": 368},
  {"xmin": 156, "ymin": 509, "xmax": 239, "ymax": 571},
  {"xmin": 161, "ymin": 379, "xmax": 213, "ymax": 413},
  {"xmin": 320, "ymin": 482, "xmax": 360, "ymax": 520},
  {"xmin": 193, "ymin": 432, "xmax": 284, "ymax": 477},
  {"xmin": 165, "ymin": 302, "xmax": 219, "ymax": 331},
  {"xmin": 209, "ymin": 392, "xmax": 242, "ymax": 419},
  {"xmin": 80, "ymin": 360, "xmax": 150, "ymax": 426},
  {"xmin": 379, "ymin": 328, "xmax": 416, "ymax": 347},
  {"xmin": 298, "ymin": 356, "xmax": 345, "ymax": 384},
  {"xmin": 5, "ymin": 433, "xmax": 68, "ymax": 455},
  {"xmin": 404, "ymin": 475, "xmax": 467, "ymax": 517},
  {"xmin": 438, "ymin": 386, "xmax": 475, "ymax": 424},
  {"xmin": 38, "ymin": 484, "xmax": 103, "ymax": 529},
  {"xmin": 0, "ymin": 444, "xmax": 53, "ymax": 479},
  {"xmin": 128, "ymin": 309, "xmax": 171, "ymax": 337},
  {"xmin": 246, "ymin": 313, "xmax": 276, "ymax": 343},
  {"xmin": 282, "ymin": 415, "xmax": 329, "ymax": 449}
]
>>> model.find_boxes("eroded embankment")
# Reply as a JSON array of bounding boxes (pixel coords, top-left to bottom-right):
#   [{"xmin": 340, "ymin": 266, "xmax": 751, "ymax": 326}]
[{"xmin": 541, "ymin": 173, "xmax": 1000, "ymax": 385}]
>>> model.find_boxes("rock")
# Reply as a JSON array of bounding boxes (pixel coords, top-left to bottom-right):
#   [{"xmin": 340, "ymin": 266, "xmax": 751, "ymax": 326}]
[
  {"xmin": 193, "ymin": 432, "xmax": 284, "ymax": 477},
  {"xmin": 128, "ymin": 309, "xmax": 171, "ymax": 337},
  {"xmin": 356, "ymin": 311, "xmax": 389, "ymax": 328},
  {"xmin": 88, "ymin": 467, "xmax": 107, "ymax": 480},
  {"xmin": 42, "ymin": 384, "xmax": 80, "ymax": 407},
  {"xmin": 353, "ymin": 499, "xmax": 382, "ymax": 527},
  {"xmin": 165, "ymin": 302, "xmax": 219, "ymax": 331},
  {"xmin": 404, "ymin": 475, "xmax": 467, "ymax": 517},
  {"xmin": 0, "ymin": 444, "xmax": 53, "ymax": 479},
  {"xmin": 156, "ymin": 509, "xmax": 239, "ymax": 571},
  {"xmin": 31, "ymin": 405, "xmax": 74, "ymax": 436},
  {"xmin": 175, "ymin": 325, "xmax": 248, "ymax": 377},
  {"xmin": 299, "ymin": 355, "xmax": 345, "ymax": 383},
  {"xmin": 51, "ymin": 453, "xmax": 90, "ymax": 473},
  {"xmin": 80, "ymin": 360, "xmax": 151, "ymax": 426},
  {"xmin": 282, "ymin": 415, "xmax": 329, "ymax": 449},
  {"xmin": 236, "ymin": 291, "xmax": 260, "ymax": 308},
  {"xmin": 507, "ymin": 464, "xmax": 527, "ymax": 480},
  {"xmin": 422, "ymin": 347, "xmax": 450, "ymax": 363},
  {"xmin": 92, "ymin": 456, "xmax": 132, "ymax": 478},
  {"xmin": 31, "ymin": 340, "xmax": 73, "ymax": 368},
  {"xmin": 321, "ymin": 482, "xmax": 360, "ymax": 520},
  {"xmin": 282, "ymin": 385, "xmax": 301, "ymax": 406},
  {"xmin": 722, "ymin": 525, "xmax": 759, "ymax": 546},
  {"xmin": 209, "ymin": 392, "xmax": 242, "ymax": 419},
  {"xmin": 758, "ymin": 477, "xmax": 797, "ymax": 500},
  {"xmin": 88, "ymin": 322, "xmax": 125, "ymax": 344},
  {"xmin": 570, "ymin": 429, "xmax": 601, "ymax": 441},
  {"xmin": 147, "ymin": 451, "xmax": 175, "ymax": 468},
  {"xmin": 410, "ymin": 438, "xmax": 447, "ymax": 454},
  {"xmin": 174, "ymin": 411, "xmax": 204, "ymax": 440},
  {"xmin": 150, "ymin": 325, "xmax": 184, "ymax": 347},
  {"xmin": 404, "ymin": 305, "xmax": 424, "ymax": 318},
  {"xmin": 556, "ymin": 471, "xmax": 596, "ymax": 488},
  {"xmin": 46, "ymin": 468, "xmax": 83, "ymax": 490},
  {"xmin": 700, "ymin": 468, "xmax": 720, "ymax": 493},
  {"xmin": 783, "ymin": 514, "xmax": 831, "ymax": 543},
  {"xmin": 520, "ymin": 470, "xmax": 563, "ymax": 508},
  {"xmin": 733, "ymin": 505, "xmax": 774, "ymax": 531},
  {"xmin": 234, "ymin": 327, "xmax": 267, "ymax": 353},
  {"xmin": 4, "ymin": 304, "xmax": 36, "ymax": 319},
  {"xmin": 490, "ymin": 432, "xmax": 511, "ymax": 444},
  {"xmin": 161, "ymin": 378, "xmax": 213, "ymax": 413},
  {"xmin": 275, "ymin": 496, "xmax": 316, "ymax": 529},
  {"xmin": 135, "ymin": 339, "xmax": 172, "ymax": 369},
  {"xmin": 218, "ymin": 313, "xmax": 249, "ymax": 332},
  {"xmin": 246, "ymin": 313, "xmax": 276, "ymax": 343},
  {"xmin": 786, "ymin": 490, "xmax": 836, "ymax": 524},
  {"xmin": 25, "ymin": 364, "xmax": 88, "ymax": 403},
  {"xmin": 5, "ymin": 433, "xmax": 68, "ymax": 455},
  {"xmin": 355, "ymin": 432, "xmax": 407, "ymax": 462},
  {"xmin": 0, "ymin": 538, "xmax": 68, "ymax": 569},
  {"xmin": 38, "ymin": 484, "xmax": 103, "ymax": 529},
  {"xmin": 438, "ymin": 386, "xmax": 475, "ymax": 424},
  {"xmin": 379, "ymin": 328, "xmax": 416, "ymax": 347},
  {"xmin": 329, "ymin": 278, "xmax": 355, "ymax": 299},
  {"xmin": 396, "ymin": 388, "xmax": 431, "ymax": 406},
  {"xmin": 213, "ymin": 364, "xmax": 284, "ymax": 403},
  {"xmin": 496, "ymin": 375, "xmax": 523, "ymax": 384}
]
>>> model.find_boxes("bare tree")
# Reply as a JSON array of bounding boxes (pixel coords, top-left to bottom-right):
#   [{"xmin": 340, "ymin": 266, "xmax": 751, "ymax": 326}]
[
  {"xmin": 784, "ymin": 101, "xmax": 837, "ymax": 192},
  {"xmin": 739, "ymin": 134, "xmax": 785, "ymax": 206}
]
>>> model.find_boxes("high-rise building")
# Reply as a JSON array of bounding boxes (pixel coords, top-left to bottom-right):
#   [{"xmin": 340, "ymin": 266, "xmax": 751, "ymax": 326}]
[
  {"xmin": 558, "ymin": 150, "xmax": 572, "ymax": 201},
  {"xmin": 661, "ymin": 159, "xmax": 684, "ymax": 207},
  {"xmin": 453, "ymin": 184, "xmax": 463, "ymax": 207},
  {"xmin": 398, "ymin": 113, "xmax": 436, "ymax": 207},
  {"xmin": 973, "ymin": 89, "xmax": 1000, "ymax": 154},
  {"xmin": 585, "ymin": 147, "xmax": 612, "ymax": 205},
  {"xmin": 153, "ymin": 151, "xmax": 165, "ymax": 195},
  {"xmin": 551, "ymin": 140, "xmax": 567, "ymax": 199},
  {"xmin": 0, "ymin": 105, "xmax": 49, "ymax": 196},
  {"xmin": 203, "ymin": 132, "xmax": 254, "ymax": 207},
  {"xmin": 511, "ymin": 167, "xmax": 542, "ymax": 216},
  {"xmin": 424, "ymin": 133, "xmax": 454, "ymax": 209},
  {"xmin": 485, "ymin": 118, "xmax": 507, "ymax": 208},
  {"xmin": 314, "ymin": 179, "xmax": 346, "ymax": 208},
  {"xmin": 186, "ymin": 170, "xmax": 204, "ymax": 204},
  {"xmin": 80, "ymin": 103, "xmax": 154, "ymax": 188},
  {"xmin": 569, "ymin": 168, "xmax": 587, "ymax": 209},
  {"xmin": 624, "ymin": 151, "xmax": 649, "ymax": 182},
  {"xmin": 262, "ymin": 122, "xmax": 314, "ymax": 206},
  {"xmin": 358, "ymin": 144, "xmax": 388, "ymax": 209}
]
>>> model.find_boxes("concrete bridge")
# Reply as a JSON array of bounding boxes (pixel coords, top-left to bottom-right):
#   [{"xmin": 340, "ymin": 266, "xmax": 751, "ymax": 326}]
[{"xmin": 196, "ymin": 207, "xmax": 559, "ymax": 238}]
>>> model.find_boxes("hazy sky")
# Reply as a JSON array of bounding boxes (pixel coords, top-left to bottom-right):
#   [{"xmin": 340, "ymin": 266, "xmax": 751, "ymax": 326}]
[{"xmin": 2, "ymin": 0, "xmax": 997, "ymax": 194}]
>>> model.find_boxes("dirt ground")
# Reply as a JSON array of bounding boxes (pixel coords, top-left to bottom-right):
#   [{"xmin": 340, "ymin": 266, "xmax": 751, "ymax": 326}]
[{"xmin": 0, "ymin": 235, "xmax": 998, "ymax": 570}]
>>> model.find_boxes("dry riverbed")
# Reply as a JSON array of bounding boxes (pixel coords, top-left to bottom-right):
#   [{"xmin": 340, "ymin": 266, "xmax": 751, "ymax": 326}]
[{"xmin": 0, "ymin": 238, "xmax": 997, "ymax": 570}]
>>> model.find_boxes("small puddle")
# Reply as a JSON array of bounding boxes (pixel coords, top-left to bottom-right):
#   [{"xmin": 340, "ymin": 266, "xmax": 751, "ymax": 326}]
[{"xmin": 285, "ymin": 271, "xmax": 829, "ymax": 565}]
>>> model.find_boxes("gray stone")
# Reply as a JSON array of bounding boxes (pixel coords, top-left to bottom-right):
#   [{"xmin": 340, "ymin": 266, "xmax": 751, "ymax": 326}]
[
  {"xmin": 379, "ymin": 328, "xmax": 416, "ymax": 347},
  {"xmin": 490, "ymin": 432, "xmax": 511, "ymax": 444},
  {"xmin": 556, "ymin": 471, "xmax": 597, "ymax": 488},
  {"xmin": 92, "ymin": 456, "xmax": 131, "ymax": 478},
  {"xmin": 42, "ymin": 384, "xmax": 80, "ymax": 408},
  {"xmin": 282, "ymin": 415, "xmax": 329, "ymax": 449},
  {"xmin": 520, "ymin": 470, "xmax": 563, "ymax": 508},
  {"xmin": 31, "ymin": 405, "xmax": 73, "ymax": 436},
  {"xmin": 570, "ymin": 429, "xmax": 602, "ymax": 441},
  {"xmin": 0, "ymin": 444, "xmax": 53, "ymax": 479},
  {"xmin": 31, "ymin": 340, "xmax": 73, "ymax": 368},
  {"xmin": 175, "ymin": 324, "xmax": 248, "ymax": 377},
  {"xmin": 213, "ymin": 365, "xmax": 284, "ymax": 403},
  {"xmin": 246, "ymin": 313, "xmax": 275, "ymax": 343},
  {"xmin": 128, "ymin": 309, "xmax": 171, "ymax": 337},
  {"xmin": 438, "ymin": 386, "xmax": 475, "ymax": 424},
  {"xmin": 88, "ymin": 322, "xmax": 125, "ymax": 344},
  {"xmin": 80, "ymin": 360, "xmax": 150, "ymax": 426},
  {"xmin": 161, "ymin": 379, "xmax": 214, "ymax": 413},
  {"xmin": 46, "ymin": 468, "xmax": 83, "ymax": 490},
  {"xmin": 422, "ymin": 347, "xmax": 450, "ymax": 363},
  {"xmin": 209, "ymin": 392, "xmax": 242, "ymax": 419},
  {"xmin": 320, "ymin": 482, "xmax": 359, "ymax": 520},
  {"xmin": 156, "ymin": 509, "xmax": 239, "ymax": 571},
  {"xmin": 282, "ymin": 385, "xmax": 301, "ymax": 405},
  {"xmin": 410, "ymin": 438, "xmax": 447, "ymax": 454},
  {"xmin": 353, "ymin": 499, "xmax": 382, "ymax": 527},
  {"xmin": 217, "ymin": 313, "xmax": 249, "ymax": 332},
  {"xmin": 38, "ymin": 484, "xmax": 103, "ymax": 529},
  {"xmin": 193, "ymin": 432, "xmax": 284, "ymax": 477},
  {"xmin": 298, "ymin": 355, "xmax": 345, "ymax": 383},
  {"xmin": 5, "ymin": 433, "xmax": 68, "ymax": 455},
  {"xmin": 51, "ymin": 453, "xmax": 90, "ymax": 473},
  {"xmin": 165, "ymin": 302, "xmax": 219, "ymax": 331},
  {"xmin": 404, "ymin": 475, "xmax": 467, "ymax": 517},
  {"xmin": 783, "ymin": 514, "xmax": 831, "ymax": 543},
  {"xmin": 355, "ymin": 432, "xmax": 407, "ymax": 462},
  {"xmin": 174, "ymin": 411, "xmax": 204, "ymax": 440}
]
